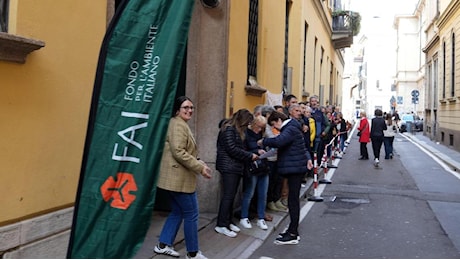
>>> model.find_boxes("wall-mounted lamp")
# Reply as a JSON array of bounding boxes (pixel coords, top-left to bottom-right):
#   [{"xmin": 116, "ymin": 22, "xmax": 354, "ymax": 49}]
[{"xmin": 200, "ymin": 0, "xmax": 220, "ymax": 8}]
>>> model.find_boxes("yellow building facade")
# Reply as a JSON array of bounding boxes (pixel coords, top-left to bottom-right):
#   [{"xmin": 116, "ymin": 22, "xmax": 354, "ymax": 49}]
[
  {"xmin": 435, "ymin": 0, "xmax": 460, "ymax": 150},
  {"xmin": 422, "ymin": 0, "xmax": 460, "ymax": 151},
  {"xmin": 1, "ymin": 0, "xmax": 351, "ymax": 257},
  {"xmin": 0, "ymin": 0, "xmax": 110, "ymax": 257},
  {"xmin": 224, "ymin": 0, "xmax": 346, "ymax": 114},
  {"xmin": 0, "ymin": 1, "xmax": 109, "ymax": 223}
]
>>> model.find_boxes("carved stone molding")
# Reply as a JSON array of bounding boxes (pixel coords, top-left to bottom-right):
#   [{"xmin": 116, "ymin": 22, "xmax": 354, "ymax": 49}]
[
  {"xmin": 245, "ymin": 84, "xmax": 267, "ymax": 97},
  {"xmin": 0, "ymin": 32, "xmax": 45, "ymax": 63}
]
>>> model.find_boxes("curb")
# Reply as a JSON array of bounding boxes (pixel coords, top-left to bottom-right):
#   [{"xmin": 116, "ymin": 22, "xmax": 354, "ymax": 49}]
[{"xmin": 403, "ymin": 133, "xmax": 460, "ymax": 172}]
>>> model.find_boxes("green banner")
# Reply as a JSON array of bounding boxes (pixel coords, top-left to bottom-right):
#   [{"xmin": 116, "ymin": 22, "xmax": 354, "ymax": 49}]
[{"xmin": 67, "ymin": 0, "xmax": 195, "ymax": 258}]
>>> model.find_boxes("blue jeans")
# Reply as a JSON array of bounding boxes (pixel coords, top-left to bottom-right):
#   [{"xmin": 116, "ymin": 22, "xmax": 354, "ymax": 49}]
[
  {"xmin": 339, "ymin": 134, "xmax": 347, "ymax": 151},
  {"xmin": 383, "ymin": 136, "xmax": 394, "ymax": 158},
  {"xmin": 159, "ymin": 191, "xmax": 199, "ymax": 253},
  {"xmin": 241, "ymin": 173, "xmax": 269, "ymax": 219},
  {"xmin": 217, "ymin": 172, "xmax": 241, "ymax": 228}
]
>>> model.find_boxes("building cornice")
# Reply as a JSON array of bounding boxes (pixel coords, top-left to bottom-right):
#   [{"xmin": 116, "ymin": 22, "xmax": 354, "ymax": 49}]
[
  {"xmin": 422, "ymin": 34, "xmax": 439, "ymax": 53},
  {"xmin": 437, "ymin": 0, "xmax": 460, "ymax": 30},
  {"xmin": 312, "ymin": 0, "xmax": 332, "ymax": 37}
]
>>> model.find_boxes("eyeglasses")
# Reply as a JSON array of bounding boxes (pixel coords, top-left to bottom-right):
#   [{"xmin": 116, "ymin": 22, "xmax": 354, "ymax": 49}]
[{"xmin": 180, "ymin": 106, "xmax": 194, "ymax": 111}]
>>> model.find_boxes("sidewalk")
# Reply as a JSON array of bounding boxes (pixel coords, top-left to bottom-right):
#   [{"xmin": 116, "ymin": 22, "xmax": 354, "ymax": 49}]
[
  {"xmin": 135, "ymin": 131, "xmax": 460, "ymax": 259},
  {"xmin": 402, "ymin": 132, "xmax": 460, "ymax": 172},
  {"xmin": 135, "ymin": 178, "xmax": 315, "ymax": 259}
]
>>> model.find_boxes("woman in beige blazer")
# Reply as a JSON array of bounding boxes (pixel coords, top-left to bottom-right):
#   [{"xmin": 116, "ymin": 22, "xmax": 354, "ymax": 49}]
[{"xmin": 154, "ymin": 96, "xmax": 211, "ymax": 259}]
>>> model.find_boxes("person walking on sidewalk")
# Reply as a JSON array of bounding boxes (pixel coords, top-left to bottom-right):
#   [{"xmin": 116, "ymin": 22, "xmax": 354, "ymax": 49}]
[
  {"xmin": 383, "ymin": 112, "xmax": 396, "ymax": 159},
  {"xmin": 357, "ymin": 111, "xmax": 370, "ymax": 160},
  {"xmin": 154, "ymin": 96, "xmax": 212, "ymax": 259},
  {"xmin": 215, "ymin": 109, "xmax": 258, "ymax": 238},
  {"xmin": 259, "ymin": 111, "xmax": 313, "ymax": 245},
  {"xmin": 370, "ymin": 109, "xmax": 387, "ymax": 167}
]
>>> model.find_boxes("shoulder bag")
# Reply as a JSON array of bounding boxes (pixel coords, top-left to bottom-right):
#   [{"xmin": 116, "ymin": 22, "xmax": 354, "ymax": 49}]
[
  {"xmin": 246, "ymin": 159, "xmax": 270, "ymax": 176},
  {"xmin": 357, "ymin": 122, "xmax": 368, "ymax": 137}
]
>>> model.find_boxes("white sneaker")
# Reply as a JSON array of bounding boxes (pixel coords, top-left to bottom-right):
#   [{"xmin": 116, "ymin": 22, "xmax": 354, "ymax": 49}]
[
  {"xmin": 374, "ymin": 158, "xmax": 379, "ymax": 167},
  {"xmin": 186, "ymin": 251, "xmax": 207, "ymax": 259},
  {"xmin": 229, "ymin": 223, "xmax": 240, "ymax": 232},
  {"xmin": 240, "ymin": 218, "xmax": 252, "ymax": 229},
  {"xmin": 214, "ymin": 226, "xmax": 237, "ymax": 238},
  {"xmin": 257, "ymin": 219, "xmax": 268, "ymax": 230},
  {"xmin": 267, "ymin": 201, "xmax": 278, "ymax": 211},
  {"xmin": 154, "ymin": 244, "xmax": 180, "ymax": 257},
  {"xmin": 275, "ymin": 200, "xmax": 288, "ymax": 211}
]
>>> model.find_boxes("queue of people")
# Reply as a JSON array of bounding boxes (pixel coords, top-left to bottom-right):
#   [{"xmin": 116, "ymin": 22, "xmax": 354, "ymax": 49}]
[
  {"xmin": 153, "ymin": 95, "xmax": 353, "ymax": 258},
  {"xmin": 213, "ymin": 94, "xmax": 352, "ymax": 245}
]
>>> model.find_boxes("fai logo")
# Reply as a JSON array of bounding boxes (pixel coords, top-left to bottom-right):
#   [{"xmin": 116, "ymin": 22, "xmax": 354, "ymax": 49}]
[{"xmin": 100, "ymin": 172, "xmax": 138, "ymax": 210}]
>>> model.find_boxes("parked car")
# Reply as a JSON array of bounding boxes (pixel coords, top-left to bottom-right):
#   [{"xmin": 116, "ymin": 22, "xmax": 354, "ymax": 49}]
[{"xmin": 399, "ymin": 114, "xmax": 423, "ymax": 132}]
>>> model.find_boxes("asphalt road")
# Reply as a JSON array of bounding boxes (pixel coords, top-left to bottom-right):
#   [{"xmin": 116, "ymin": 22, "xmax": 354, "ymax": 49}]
[{"xmin": 250, "ymin": 133, "xmax": 460, "ymax": 259}]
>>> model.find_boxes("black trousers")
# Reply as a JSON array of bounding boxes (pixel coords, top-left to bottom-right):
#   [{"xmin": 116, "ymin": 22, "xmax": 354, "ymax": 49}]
[
  {"xmin": 360, "ymin": 142, "xmax": 369, "ymax": 158},
  {"xmin": 217, "ymin": 172, "xmax": 241, "ymax": 228},
  {"xmin": 371, "ymin": 136, "xmax": 384, "ymax": 160},
  {"xmin": 285, "ymin": 173, "xmax": 304, "ymax": 236},
  {"xmin": 267, "ymin": 161, "xmax": 282, "ymax": 203}
]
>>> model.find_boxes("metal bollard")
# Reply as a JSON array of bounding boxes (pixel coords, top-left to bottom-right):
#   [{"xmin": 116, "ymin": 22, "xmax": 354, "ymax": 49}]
[{"xmin": 308, "ymin": 153, "xmax": 324, "ymax": 202}]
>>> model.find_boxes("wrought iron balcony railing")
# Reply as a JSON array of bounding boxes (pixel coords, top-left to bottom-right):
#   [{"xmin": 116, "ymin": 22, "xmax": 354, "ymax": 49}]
[{"xmin": 331, "ymin": 10, "xmax": 361, "ymax": 49}]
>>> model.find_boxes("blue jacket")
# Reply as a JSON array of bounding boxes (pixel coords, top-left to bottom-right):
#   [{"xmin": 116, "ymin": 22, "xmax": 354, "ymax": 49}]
[
  {"xmin": 262, "ymin": 119, "xmax": 311, "ymax": 175},
  {"xmin": 245, "ymin": 128, "xmax": 263, "ymax": 154},
  {"xmin": 311, "ymin": 108, "xmax": 330, "ymax": 139}
]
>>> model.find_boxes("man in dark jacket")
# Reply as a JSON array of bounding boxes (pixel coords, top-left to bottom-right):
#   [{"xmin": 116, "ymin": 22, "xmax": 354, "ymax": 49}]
[
  {"xmin": 282, "ymin": 94, "xmax": 298, "ymax": 116},
  {"xmin": 260, "ymin": 111, "xmax": 313, "ymax": 245},
  {"xmin": 309, "ymin": 95, "xmax": 330, "ymax": 164}
]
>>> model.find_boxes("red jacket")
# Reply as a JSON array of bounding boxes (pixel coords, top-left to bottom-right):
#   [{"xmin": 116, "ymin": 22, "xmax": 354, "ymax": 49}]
[{"xmin": 358, "ymin": 117, "xmax": 370, "ymax": 143}]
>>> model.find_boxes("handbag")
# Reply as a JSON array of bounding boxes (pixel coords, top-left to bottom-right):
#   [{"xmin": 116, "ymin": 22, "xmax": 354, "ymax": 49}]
[
  {"xmin": 246, "ymin": 159, "xmax": 269, "ymax": 176},
  {"xmin": 357, "ymin": 121, "xmax": 368, "ymax": 137}
]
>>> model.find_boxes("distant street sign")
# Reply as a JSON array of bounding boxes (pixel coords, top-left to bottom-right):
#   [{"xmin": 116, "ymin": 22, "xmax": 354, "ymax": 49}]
[{"xmin": 411, "ymin": 90, "xmax": 419, "ymax": 97}]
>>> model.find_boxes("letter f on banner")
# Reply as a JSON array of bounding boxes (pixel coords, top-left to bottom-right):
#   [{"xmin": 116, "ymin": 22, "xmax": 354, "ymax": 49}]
[{"xmin": 67, "ymin": 0, "xmax": 195, "ymax": 258}]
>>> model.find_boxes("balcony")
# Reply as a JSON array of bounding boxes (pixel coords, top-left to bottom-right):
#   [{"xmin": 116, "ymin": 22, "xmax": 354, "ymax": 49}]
[{"xmin": 332, "ymin": 10, "xmax": 361, "ymax": 49}]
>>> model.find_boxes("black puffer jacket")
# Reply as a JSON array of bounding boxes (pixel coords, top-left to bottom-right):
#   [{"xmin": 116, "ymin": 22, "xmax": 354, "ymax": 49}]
[
  {"xmin": 262, "ymin": 119, "xmax": 310, "ymax": 175},
  {"xmin": 216, "ymin": 126, "xmax": 254, "ymax": 175}
]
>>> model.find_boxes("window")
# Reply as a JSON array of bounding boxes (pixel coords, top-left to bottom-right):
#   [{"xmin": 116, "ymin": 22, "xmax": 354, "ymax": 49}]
[
  {"xmin": 451, "ymin": 32, "xmax": 455, "ymax": 97},
  {"xmin": 329, "ymin": 61, "xmax": 333, "ymax": 104},
  {"xmin": 0, "ymin": 0, "xmax": 44, "ymax": 63},
  {"xmin": 0, "ymin": 0, "xmax": 8, "ymax": 32},
  {"xmin": 313, "ymin": 37, "xmax": 318, "ymax": 94},
  {"xmin": 302, "ymin": 22, "xmax": 308, "ymax": 93},
  {"xmin": 433, "ymin": 57, "xmax": 438, "ymax": 108},
  {"xmin": 282, "ymin": 0, "xmax": 292, "ymax": 94},
  {"xmin": 442, "ymin": 41, "xmax": 446, "ymax": 99},
  {"xmin": 427, "ymin": 62, "xmax": 432, "ymax": 109},
  {"xmin": 247, "ymin": 0, "xmax": 258, "ymax": 82}
]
